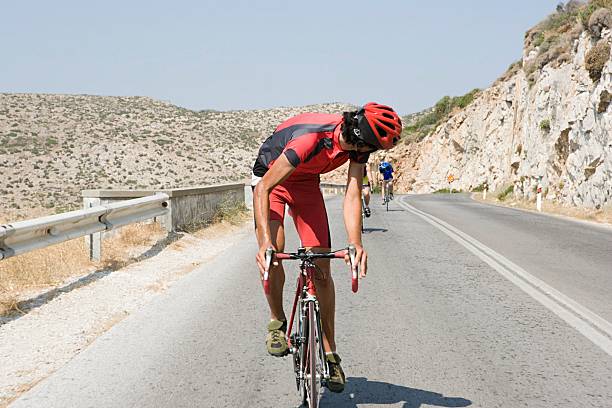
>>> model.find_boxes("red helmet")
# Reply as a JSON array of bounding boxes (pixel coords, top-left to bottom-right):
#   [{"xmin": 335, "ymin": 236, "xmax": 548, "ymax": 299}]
[{"xmin": 355, "ymin": 102, "xmax": 402, "ymax": 150}]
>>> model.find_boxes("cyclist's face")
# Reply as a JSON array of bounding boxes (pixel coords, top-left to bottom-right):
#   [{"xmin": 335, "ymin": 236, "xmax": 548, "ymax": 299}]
[
  {"xmin": 339, "ymin": 132, "xmax": 377, "ymax": 153},
  {"xmin": 353, "ymin": 140, "xmax": 377, "ymax": 153}
]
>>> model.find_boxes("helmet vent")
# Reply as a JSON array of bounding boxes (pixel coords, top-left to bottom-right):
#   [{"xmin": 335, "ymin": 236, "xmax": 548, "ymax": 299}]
[
  {"xmin": 376, "ymin": 126, "xmax": 388, "ymax": 138},
  {"xmin": 382, "ymin": 113, "xmax": 395, "ymax": 120}
]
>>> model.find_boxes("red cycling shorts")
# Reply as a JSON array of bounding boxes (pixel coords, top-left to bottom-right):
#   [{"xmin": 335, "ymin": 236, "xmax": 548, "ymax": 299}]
[{"xmin": 267, "ymin": 177, "xmax": 331, "ymax": 248}]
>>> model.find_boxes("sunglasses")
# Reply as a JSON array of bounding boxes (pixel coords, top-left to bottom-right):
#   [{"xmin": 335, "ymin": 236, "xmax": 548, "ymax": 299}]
[{"xmin": 354, "ymin": 139, "xmax": 378, "ymax": 152}]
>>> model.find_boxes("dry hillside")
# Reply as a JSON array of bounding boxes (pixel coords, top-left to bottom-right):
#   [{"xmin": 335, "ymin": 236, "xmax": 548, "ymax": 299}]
[{"xmin": 0, "ymin": 94, "xmax": 353, "ymax": 220}]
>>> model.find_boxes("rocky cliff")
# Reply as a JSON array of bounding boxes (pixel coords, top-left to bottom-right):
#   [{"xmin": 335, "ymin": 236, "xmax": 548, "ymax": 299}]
[{"xmin": 388, "ymin": 3, "xmax": 611, "ymax": 209}]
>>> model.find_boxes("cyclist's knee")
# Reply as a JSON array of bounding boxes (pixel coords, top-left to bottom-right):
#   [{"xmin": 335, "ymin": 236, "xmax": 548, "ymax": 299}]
[{"xmin": 312, "ymin": 257, "xmax": 331, "ymax": 282}]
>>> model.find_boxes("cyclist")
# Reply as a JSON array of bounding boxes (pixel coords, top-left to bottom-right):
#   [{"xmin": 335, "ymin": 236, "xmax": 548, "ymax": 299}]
[
  {"xmin": 362, "ymin": 166, "xmax": 372, "ymax": 217},
  {"xmin": 379, "ymin": 160, "xmax": 394, "ymax": 203},
  {"xmin": 252, "ymin": 102, "xmax": 402, "ymax": 393}
]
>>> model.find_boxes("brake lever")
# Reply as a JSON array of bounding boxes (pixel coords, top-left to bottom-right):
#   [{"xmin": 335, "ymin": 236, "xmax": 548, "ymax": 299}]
[
  {"xmin": 348, "ymin": 244, "xmax": 358, "ymax": 293},
  {"xmin": 263, "ymin": 247, "xmax": 274, "ymax": 295}
]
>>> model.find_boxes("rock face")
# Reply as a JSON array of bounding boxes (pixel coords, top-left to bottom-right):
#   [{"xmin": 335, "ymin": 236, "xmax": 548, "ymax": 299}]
[{"xmin": 394, "ymin": 31, "xmax": 611, "ymax": 209}]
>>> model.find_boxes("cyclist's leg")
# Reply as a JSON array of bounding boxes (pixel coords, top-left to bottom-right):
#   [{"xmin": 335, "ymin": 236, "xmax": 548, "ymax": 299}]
[
  {"xmin": 255, "ymin": 185, "xmax": 292, "ymax": 356},
  {"xmin": 363, "ymin": 184, "xmax": 371, "ymax": 207},
  {"xmin": 254, "ymin": 185, "xmax": 288, "ymax": 321},
  {"xmin": 288, "ymin": 182, "xmax": 336, "ymax": 353},
  {"xmin": 311, "ymin": 251, "xmax": 335, "ymax": 352},
  {"xmin": 261, "ymin": 220, "xmax": 286, "ymax": 321}
]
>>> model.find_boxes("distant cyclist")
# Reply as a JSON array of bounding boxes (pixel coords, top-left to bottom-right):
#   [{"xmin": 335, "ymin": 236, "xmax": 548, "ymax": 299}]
[
  {"xmin": 379, "ymin": 160, "xmax": 394, "ymax": 203},
  {"xmin": 362, "ymin": 166, "xmax": 372, "ymax": 217},
  {"xmin": 252, "ymin": 102, "xmax": 402, "ymax": 393}
]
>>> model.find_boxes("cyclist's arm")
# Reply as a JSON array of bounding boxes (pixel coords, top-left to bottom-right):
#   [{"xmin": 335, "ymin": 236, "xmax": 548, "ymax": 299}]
[
  {"xmin": 253, "ymin": 155, "xmax": 295, "ymax": 271},
  {"xmin": 344, "ymin": 161, "xmax": 367, "ymax": 275}
]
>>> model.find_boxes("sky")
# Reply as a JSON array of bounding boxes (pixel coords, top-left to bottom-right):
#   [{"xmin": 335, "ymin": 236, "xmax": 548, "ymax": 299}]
[{"xmin": 1, "ymin": 0, "xmax": 560, "ymax": 115}]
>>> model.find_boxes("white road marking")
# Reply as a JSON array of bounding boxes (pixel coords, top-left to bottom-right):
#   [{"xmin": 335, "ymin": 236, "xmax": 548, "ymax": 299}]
[{"xmin": 398, "ymin": 197, "xmax": 612, "ymax": 357}]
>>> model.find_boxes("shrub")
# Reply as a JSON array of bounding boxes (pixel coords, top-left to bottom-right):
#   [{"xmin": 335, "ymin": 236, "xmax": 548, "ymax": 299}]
[
  {"xmin": 497, "ymin": 185, "xmax": 514, "ymax": 201},
  {"xmin": 585, "ymin": 40, "xmax": 611, "ymax": 81},
  {"xmin": 433, "ymin": 188, "xmax": 461, "ymax": 194},
  {"xmin": 588, "ymin": 7, "xmax": 612, "ymax": 38},
  {"xmin": 539, "ymin": 34, "xmax": 560, "ymax": 54},
  {"xmin": 533, "ymin": 31, "xmax": 545, "ymax": 47},
  {"xmin": 598, "ymin": 89, "xmax": 611, "ymax": 113},
  {"xmin": 542, "ymin": 7, "xmax": 578, "ymax": 31},
  {"xmin": 471, "ymin": 183, "xmax": 487, "ymax": 192},
  {"xmin": 403, "ymin": 89, "xmax": 480, "ymax": 142},
  {"xmin": 540, "ymin": 119, "xmax": 551, "ymax": 132},
  {"xmin": 579, "ymin": 0, "xmax": 612, "ymax": 27}
]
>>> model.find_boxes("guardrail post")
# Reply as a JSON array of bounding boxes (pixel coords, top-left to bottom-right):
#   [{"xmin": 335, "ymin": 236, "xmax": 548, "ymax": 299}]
[
  {"xmin": 160, "ymin": 198, "xmax": 174, "ymax": 232},
  {"xmin": 244, "ymin": 184, "xmax": 253, "ymax": 210},
  {"xmin": 83, "ymin": 197, "xmax": 103, "ymax": 261}
]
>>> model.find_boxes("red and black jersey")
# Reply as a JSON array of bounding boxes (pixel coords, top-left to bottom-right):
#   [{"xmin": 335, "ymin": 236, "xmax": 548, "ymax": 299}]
[{"xmin": 252, "ymin": 113, "xmax": 369, "ymax": 179}]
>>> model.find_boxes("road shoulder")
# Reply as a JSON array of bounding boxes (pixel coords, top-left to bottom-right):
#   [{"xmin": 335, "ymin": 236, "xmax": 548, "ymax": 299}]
[{"xmin": 0, "ymin": 221, "xmax": 251, "ymax": 407}]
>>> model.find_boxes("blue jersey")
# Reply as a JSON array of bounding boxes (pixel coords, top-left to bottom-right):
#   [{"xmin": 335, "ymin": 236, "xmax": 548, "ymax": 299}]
[{"xmin": 379, "ymin": 162, "xmax": 394, "ymax": 180}]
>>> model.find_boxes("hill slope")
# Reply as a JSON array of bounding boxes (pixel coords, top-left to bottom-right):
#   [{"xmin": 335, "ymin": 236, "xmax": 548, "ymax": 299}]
[{"xmin": 0, "ymin": 94, "xmax": 353, "ymax": 218}]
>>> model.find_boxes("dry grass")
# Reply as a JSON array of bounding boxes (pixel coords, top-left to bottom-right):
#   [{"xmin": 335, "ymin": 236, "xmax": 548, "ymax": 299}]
[
  {"xmin": 101, "ymin": 222, "xmax": 166, "ymax": 267},
  {"xmin": 0, "ymin": 222, "xmax": 166, "ymax": 316},
  {"xmin": 182, "ymin": 198, "xmax": 249, "ymax": 233},
  {"xmin": 0, "ymin": 238, "xmax": 91, "ymax": 315},
  {"xmin": 0, "ymin": 203, "xmax": 250, "ymax": 317},
  {"xmin": 473, "ymin": 193, "xmax": 612, "ymax": 225}
]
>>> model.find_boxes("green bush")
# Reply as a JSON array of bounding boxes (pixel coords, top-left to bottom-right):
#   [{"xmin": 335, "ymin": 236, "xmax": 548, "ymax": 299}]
[
  {"xmin": 402, "ymin": 89, "xmax": 480, "ymax": 142},
  {"xmin": 533, "ymin": 32, "xmax": 545, "ymax": 47},
  {"xmin": 433, "ymin": 188, "xmax": 462, "ymax": 194},
  {"xmin": 497, "ymin": 185, "xmax": 514, "ymax": 201},
  {"xmin": 471, "ymin": 183, "xmax": 487, "ymax": 192},
  {"xmin": 540, "ymin": 119, "xmax": 551, "ymax": 132}
]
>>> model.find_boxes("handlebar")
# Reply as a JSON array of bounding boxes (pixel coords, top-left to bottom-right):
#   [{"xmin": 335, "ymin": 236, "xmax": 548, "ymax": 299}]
[{"xmin": 263, "ymin": 245, "xmax": 359, "ymax": 294}]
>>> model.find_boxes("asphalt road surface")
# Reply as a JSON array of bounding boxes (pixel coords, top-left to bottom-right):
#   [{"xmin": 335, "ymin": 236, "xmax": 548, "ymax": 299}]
[{"xmin": 12, "ymin": 194, "xmax": 612, "ymax": 407}]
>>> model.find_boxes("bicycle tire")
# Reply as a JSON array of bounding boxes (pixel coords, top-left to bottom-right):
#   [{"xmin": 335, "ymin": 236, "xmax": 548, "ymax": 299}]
[
  {"xmin": 306, "ymin": 301, "xmax": 319, "ymax": 408},
  {"xmin": 298, "ymin": 308, "xmax": 308, "ymax": 405}
]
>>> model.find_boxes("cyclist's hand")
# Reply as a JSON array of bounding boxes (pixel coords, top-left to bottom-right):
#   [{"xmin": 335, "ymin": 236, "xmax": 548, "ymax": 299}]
[
  {"xmin": 256, "ymin": 242, "xmax": 277, "ymax": 278},
  {"xmin": 346, "ymin": 243, "xmax": 368, "ymax": 278}
]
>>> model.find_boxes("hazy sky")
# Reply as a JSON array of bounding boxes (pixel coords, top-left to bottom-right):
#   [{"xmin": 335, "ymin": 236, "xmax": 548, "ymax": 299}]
[{"xmin": 2, "ymin": 1, "xmax": 558, "ymax": 114}]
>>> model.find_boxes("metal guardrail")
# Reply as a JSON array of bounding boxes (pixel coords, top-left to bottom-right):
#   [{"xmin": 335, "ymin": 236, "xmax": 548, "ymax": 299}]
[
  {"xmin": 0, "ymin": 193, "xmax": 169, "ymax": 261},
  {"xmin": 319, "ymin": 183, "xmax": 347, "ymax": 195}
]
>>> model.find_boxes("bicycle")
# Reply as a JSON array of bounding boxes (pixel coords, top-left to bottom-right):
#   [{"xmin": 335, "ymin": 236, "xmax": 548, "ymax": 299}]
[
  {"xmin": 263, "ymin": 245, "xmax": 358, "ymax": 408},
  {"xmin": 361, "ymin": 193, "xmax": 367, "ymax": 232},
  {"xmin": 382, "ymin": 181, "xmax": 391, "ymax": 212}
]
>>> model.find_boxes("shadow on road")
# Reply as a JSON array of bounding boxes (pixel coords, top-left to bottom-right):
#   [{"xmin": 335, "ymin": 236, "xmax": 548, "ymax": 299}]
[
  {"xmin": 319, "ymin": 377, "xmax": 472, "ymax": 407},
  {"xmin": 363, "ymin": 228, "xmax": 388, "ymax": 234}
]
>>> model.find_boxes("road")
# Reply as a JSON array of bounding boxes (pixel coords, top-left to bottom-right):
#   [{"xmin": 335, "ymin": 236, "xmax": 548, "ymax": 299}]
[{"xmin": 11, "ymin": 194, "xmax": 612, "ymax": 407}]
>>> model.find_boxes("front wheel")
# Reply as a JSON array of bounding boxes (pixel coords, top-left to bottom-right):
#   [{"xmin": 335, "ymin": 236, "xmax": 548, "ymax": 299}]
[{"xmin": 305, "ymin": 301, "xmax": 319, "ymax": 407}]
